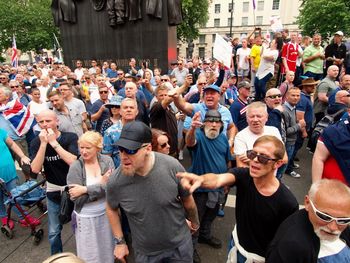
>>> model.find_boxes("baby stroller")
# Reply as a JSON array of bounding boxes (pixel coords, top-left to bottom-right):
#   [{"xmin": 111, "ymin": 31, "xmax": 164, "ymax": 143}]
[{"xmin": 0, "ymin": 178, "xmax": 47, "ymax": 245}]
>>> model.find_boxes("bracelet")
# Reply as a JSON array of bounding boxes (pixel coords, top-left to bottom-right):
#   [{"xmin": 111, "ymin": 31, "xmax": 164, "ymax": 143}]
[{"xmin": 52, "ymin": 143, "xmax": 60, "ymax": 149}]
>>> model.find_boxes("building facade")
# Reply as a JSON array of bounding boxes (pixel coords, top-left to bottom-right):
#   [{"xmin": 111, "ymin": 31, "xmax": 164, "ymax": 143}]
[{"xmin": 178, "ymin": 0, "xmax": 301, "ymax": 59}]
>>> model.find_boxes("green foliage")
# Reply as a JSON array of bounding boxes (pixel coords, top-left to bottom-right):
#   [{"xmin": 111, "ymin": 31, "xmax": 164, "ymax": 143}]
[
  {"xmin": 0, "ymin": 0, "xmax": 59, "ymax": 52},
  {"xmin": 297, "ymin": 0, "xmax": 350, "ymax": 40},
  {"xmin": 177, "ymin": 0, "xmax": 210, "ymax": 42}
]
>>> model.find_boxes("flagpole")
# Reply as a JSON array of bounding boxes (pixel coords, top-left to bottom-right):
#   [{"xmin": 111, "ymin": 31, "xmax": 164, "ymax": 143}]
[{"xmin": 53, "ymin": 33, "xmax": 64, "ymax": 63}]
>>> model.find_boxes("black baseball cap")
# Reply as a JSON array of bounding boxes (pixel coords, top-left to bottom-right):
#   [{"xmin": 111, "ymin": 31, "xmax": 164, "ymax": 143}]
[
  {"xmin": 116, "ymin": 121, "xmax": 152, "ymax": 150},
  {"xmin": 204, "ymin": 110, "xmax": 222, "ymax": 123}
]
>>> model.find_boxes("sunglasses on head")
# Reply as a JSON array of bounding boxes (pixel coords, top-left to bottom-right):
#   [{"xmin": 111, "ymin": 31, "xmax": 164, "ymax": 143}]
[
  {"xmin": 266, "ymin": 94, "xmax": 282, "ymax": 99},
  {"xmin": 118, "ymin": 144, "xmax": 148, "ymax": 155},
  {"xmin": 309, "ymin": 199, "xmax": 350, "ymax": 225},
  {"xmin": 246, "ymin": 150, "xmax": 278, "ymax": 164},
  {"xmin": 99, "ymin": 90, "xmax": 108, "ymax": 94}
]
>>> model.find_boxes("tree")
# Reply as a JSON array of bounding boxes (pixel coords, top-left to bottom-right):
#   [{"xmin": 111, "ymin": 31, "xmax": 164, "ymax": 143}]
[
  {"xmin": 0, "ymin": 0, "xmax": 59, "ymax": 52},
  {"xmin": 297, "ymin": 0, "xmax": 350, "ymax": 40},
  {"xmin": 177, "ymin": 0, "xmax": 210, "ymax": 42}
]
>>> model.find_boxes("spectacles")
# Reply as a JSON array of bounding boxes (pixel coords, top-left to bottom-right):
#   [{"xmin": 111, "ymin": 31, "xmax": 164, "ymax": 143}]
[
  {"xmin": 161, "ymin": 79, "xmax": 169, "ymax": 82},
  {"xmin": 117, "ymin": 73, "xmax": 123, "ymax": 75},
  {"xmin": 159, "ymin": 142, "xmax": 169, "ymax": 148},
  {"xmin": 266, "ymin": 94, "xmax": 282, "ymax": 99},
  {"xmin": 99, "ymin": 91, "xmax": 108, "ymax": 94},
  {"xmin": 118, "ymin": 144, "xmax": 148, "ymax": 155},
  {"xmin": 11, "ymin": 85, "xmax": 19, "ymax": 88},
  {"xmin": 309, "ymin": 199, "xmax": 350, "ymax": 225},
  {"xmin": 178, "ymin": 63, "xmax": 183, "ymax": 65},
  {"xmin": 246, "ymin": 150, "xmax": 278, "ymax": 164}
]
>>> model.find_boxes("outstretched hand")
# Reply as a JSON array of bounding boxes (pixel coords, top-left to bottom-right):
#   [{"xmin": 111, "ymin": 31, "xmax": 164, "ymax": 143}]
[
  {"xmin": 191, "ymin": 111, "xmax": 203, "ymax": 129},
  {"xmin": 176, "ymin": 172, "xmax": 203, "ymax": 193}
]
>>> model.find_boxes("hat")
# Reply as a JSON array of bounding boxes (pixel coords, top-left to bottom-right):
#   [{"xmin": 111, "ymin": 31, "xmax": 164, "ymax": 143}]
[
  {"xmin": 105, "ymin": 95, "xmax": 123, "ymax": 107},
  {"xmin": 125, "ymin": 73, "xmax": 137, "ymax": 81},
  {"xmin": 299, "ymin": 78, "xmax": 319, "ymax": 87},
  {"xmin": 203, "ymin": 84, "xmax": 221, "ymax": 93},
  {"xmin": 116, "ymin": 121, "xmax": 152, "ymax": 150},
  {"xmin": 334, "ymin": 31, "xmax": 344, "ymax": 36},
  {"xmin": 170, "ymin": 60, "xmax": 178, "ymax": 66},
  {"xmin": 204, "ymin": 110, "xmax": 222, "ymax": 123},
  {"xmin": 227, "ymin": 73, "xmax": 236, "ymax": 79},
  {"xmin": 237, "ymin": 81, "xmax": 252, "ymax": 89}
]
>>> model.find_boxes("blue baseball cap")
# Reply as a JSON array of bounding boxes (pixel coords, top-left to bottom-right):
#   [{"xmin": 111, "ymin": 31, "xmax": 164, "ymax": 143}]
[{"xmin": 203, "ymin": 84, "xmax": 221, "ymax": 94}]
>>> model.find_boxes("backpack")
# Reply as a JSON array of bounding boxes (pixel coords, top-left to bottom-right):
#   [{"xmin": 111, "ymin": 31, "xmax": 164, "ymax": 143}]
[{"xmin": 309, "ymin": 109, "xmax": 346, "ymax": 153}]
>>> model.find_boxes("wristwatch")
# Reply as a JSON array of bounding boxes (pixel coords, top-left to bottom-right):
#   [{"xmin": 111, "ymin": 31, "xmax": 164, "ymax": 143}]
[{"xmin": 114, "ymin": 236, "xmax": 126, "ymax": 245}]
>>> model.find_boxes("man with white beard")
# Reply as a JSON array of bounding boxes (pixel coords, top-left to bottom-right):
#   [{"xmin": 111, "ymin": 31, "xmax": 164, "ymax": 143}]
[
  {"xmin": 266, "ymin": 179, "xmax": 350, "ymax": 262},
  {"xmin": 185, "ymin": 110, "xmax": 232, "ymax": 262}
]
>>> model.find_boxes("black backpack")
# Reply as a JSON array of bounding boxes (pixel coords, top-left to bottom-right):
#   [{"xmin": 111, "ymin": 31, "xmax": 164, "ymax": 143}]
[{"xmin": 309, "ymin": 109, "xmax": 346, "ymax": 153}]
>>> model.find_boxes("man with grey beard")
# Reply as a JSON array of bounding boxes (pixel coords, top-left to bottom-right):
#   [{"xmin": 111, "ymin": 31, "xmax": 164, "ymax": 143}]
[
  {"xmin": 266, "ymin": 179, "xmax": 350, "ymax": 262},
  {"xmin": 185, "ymin": 110, "xmax": 232, "ymax": 263}
]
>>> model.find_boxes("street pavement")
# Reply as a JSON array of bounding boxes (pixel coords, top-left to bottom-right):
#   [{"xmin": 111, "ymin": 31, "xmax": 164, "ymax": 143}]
[{"xmin": 0, "ymin": 145, "xmax": 312, "ymax": 263}]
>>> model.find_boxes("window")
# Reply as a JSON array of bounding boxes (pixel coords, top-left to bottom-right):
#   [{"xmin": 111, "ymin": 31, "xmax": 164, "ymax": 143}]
[
  {"xmin": 228, "ymin": 2, "xmax": 234, "ymax": 12},
  {"xmin": 212, "ymin": 34, "xmax": 216, "ymax": 43},
  {"xmin": 198, "ymin": 47, "xmax": 205, "ymax": 59},
  {"xmin": 215, "ymin": 4, "xmax": 221, "ymax": 13},
  {"xmin": 256, "ymin": 16, "xmax": 263, "ymax": 25},
  {"xmin": 199, "ymin": 35, "xmax": 206, "ymax": 44},
  {"xmin": 257, "ymin": 1, "xmax": 264, "ymax": 11},
  {"xmin": 272, "ymin": 0, "xmax": 280, "ymax": 10},
  {"xmin": 227, "ymin": 18, "xmax": 233, "ymax": 27},
  {"xmin": 243, "ymin": 2, "xmax": 249, "ymax": 12},
  {"xmin": 241, "ymin": 17, "xmax": 248, "ymax": 26},
  {"xmin": 214, "ymin": 19, "xmax": 220, "ymax": 27}
]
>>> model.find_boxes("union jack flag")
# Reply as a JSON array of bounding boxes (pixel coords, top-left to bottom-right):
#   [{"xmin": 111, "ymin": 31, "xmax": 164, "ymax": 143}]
[
  {"xmin": 0, "ymin": 100, "xmax": 35, "ymax": 136},
  {"xmin": 11, "ymin": 35, "xmax": 18, "ymax": 68}
]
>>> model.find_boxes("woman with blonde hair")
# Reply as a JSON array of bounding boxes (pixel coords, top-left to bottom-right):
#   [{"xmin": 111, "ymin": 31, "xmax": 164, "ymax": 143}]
[{"xmin": 67, "ymin": 131, "xmax": 114, "ymax": 263}]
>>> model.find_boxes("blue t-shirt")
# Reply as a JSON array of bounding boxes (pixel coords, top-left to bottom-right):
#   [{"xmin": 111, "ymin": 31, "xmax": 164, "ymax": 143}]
[
  {"xmin": 296, "ymin": 92, "xmax": 313, "ymax": 131},
  {"xmin": 229, "ymin": 98, "xmax": 248, "ymax": 131},
  {"xmin": 90, "ymin": 99, "xmax": 110, "ymax": 132},
  {"xmin": 188, "ymin": 129, "xmax": 232, "ymax": 184},
  {"xmin": 0, "ymin": 129, "xmax": 18, "ymax": 183},
  {"xmin": 328, "ymin": 87, "xmax": 341, "ymax": 106}
]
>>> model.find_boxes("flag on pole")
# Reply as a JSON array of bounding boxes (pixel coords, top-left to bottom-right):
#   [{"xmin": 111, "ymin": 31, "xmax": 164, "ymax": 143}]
[
  {"xmin": 11, "ymin": 35, "xmax": 18, "ymax": 68},
  {"xmin": 252, "ymin": 0, "xmax": 256, "ymax": 10}
]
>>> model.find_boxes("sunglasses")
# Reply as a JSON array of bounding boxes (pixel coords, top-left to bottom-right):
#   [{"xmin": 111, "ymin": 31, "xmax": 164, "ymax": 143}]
[
  {"xmin": 309, "ymin": 199, "xmax": 350, "ymax": 225},
  {"xmin": 205, "ymin": 117, "xmax": 221, "ymax": 123},
  {"xmin": 117, "ymin": 73, "xmax": 124, "ymax": 75},
  {"xmin": 0, "ymin": 78, "xmax": 6, "ymax": 80},
  {"xmin": 266, "ymin": 94, "xmax": 282, "ymax": 99},
  {"xmin": 118, "ymin": 144, "xmax": 148, "ymax": 155},
  {"xmin": 11, "ymin": 85, "xmax": 19, "ymax": 88},
  {"xmin": 246, "ymin": 150, "xmax": 278, "ymax": 164},
  {"xmin": 161, "ymin": 79, "xmax": 169, "ymax": 82},
  {"xmin": 198, "ymin": 83, "xmax": 207, "ymax": 86},
  {"xmin": 99, "ymin": 91, "xmax": 108, "ymax": 94},
  {"xmin": 160, "ymin": 142, "xmax": 169, "ymax": 148},
  {"xmin": 178, "ymin": 63, "xmax": 183, "ymax": 65}
]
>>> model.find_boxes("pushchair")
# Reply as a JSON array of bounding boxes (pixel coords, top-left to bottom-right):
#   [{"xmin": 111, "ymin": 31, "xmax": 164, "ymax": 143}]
[{"xmin": 0, "ymin": 178, "xmax": 47, "ymax": 245}]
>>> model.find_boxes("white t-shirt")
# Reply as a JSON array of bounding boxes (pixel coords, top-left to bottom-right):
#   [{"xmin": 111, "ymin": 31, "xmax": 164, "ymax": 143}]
[
  {"xmin": 234, "ymin": 125, "xmax": 282, "ymax": 155},
  {"xmin": 318, "ymin": 238, "xmax": 350, "ymax": 262},
  {"xmin": 236, "ymin": 47, "xmax": 251, "ymax": 70},
  {"xmin": 28, "ymin": 101, "xmax": 49, "ymax": 116},
  {"xmin": 256, "ymin": 49, "xmax": 279, "ymax": 80}
]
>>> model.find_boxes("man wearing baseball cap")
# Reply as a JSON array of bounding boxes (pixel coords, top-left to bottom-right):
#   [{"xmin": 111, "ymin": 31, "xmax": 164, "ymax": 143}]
[
  {"xmin": 325, "ymin": 31, "xmax": 347, "ymax": 77},
  {"xmin": 106, "ymin": 121, "xmax": 199, "ymax": 263}
]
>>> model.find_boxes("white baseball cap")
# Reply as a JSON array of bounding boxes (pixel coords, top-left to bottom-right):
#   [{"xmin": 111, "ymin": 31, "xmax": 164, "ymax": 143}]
[{"xmin": 334, "ymin": 31, "xmax": 344, "ymax": 36}]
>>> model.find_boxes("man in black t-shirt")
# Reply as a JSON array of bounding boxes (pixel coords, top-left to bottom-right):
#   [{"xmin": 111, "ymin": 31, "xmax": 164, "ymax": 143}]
[
  {"xmin": 177, "ymin": 135, "xmax": 298, "ymax": 261},
  {"xmin": 30, "ymin": 110, "xmax": 79, "ymax": 255}
]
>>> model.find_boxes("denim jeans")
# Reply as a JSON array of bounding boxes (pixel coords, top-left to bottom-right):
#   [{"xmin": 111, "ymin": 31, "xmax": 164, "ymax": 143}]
[
  {"xmin": 254, "ymin": 73, "xmax": 273, "ymax": 101},
  {"xmin": 285, "ymin": 143, "xmax": 296, "ymax": 174},
  {"xmin": 304, "ymin": 71, "xmax": 324, "ymax": 81},
  {"xmin": 47, "ymin": 196, "xmax": 63, "ymax": 255},
  {"xmin": 0, "ymin": 178, "xmax": 24, "ymax": 219}
]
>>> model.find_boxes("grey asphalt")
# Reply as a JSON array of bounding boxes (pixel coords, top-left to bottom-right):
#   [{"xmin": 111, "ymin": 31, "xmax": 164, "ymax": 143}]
[{"xmin": 0, "ymin": 146, "xmax": 312, "ymax": 263}]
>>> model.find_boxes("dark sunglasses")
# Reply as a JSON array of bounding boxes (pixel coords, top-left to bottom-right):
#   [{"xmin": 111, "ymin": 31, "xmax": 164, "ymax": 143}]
[
  {"xmin": 198, "ymin": 82, "xmax": 207, "ymax": 86},
  {"xmin": 160, "ymin": 142, "xmax": 169, "ymax": 148},
  {"xmin": 0, "ymin": 77, "xmax": 6, "ymax": 80},
  {"xmin": 246, "ymin": 150, "xmax": 278, "ymax": 164},
  {"xmin": 118, "ymin": 144, "xmax": 147, "ymax": 155},
  {"xmin": 117, "ymin": 73, "xmax": 124, "ymax": 75},
  {"xmin": 204, "ymin": 118, "xmax": 221, "ymax": 123},
  {"xmin": 161, "ymin": 79, "xmax": 169, "ymax": 82},
  {"xmin": 266, "ymin": 94, "xmax": 282, "ymax": 99},
  {"xmin": 99, "ymin": 91, "xmax": 108, "ymax": 94},
  {"xmin": 309, "ymin": 199, "xmax": 350, "ymax": 225},
  {"xmin": 11, "ymin": 85, "xmax": 19, "ymax": 88}
]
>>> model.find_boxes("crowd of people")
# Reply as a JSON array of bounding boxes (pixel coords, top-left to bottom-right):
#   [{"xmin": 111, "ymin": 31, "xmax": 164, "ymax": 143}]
[{"xmin": 0, "ymin": 28, "xmax": 350, "ymax": 263}]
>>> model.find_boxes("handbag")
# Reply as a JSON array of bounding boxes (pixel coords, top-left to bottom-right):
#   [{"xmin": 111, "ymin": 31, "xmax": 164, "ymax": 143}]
[{"xmin": 58, "ymin": 186, "xmax": 74, "ymax": 225}]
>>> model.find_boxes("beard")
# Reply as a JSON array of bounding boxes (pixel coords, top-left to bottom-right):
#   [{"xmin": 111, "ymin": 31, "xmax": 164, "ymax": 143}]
[
  {"xmin": 121, "ymin": 164, "xmax": 135, "ymax": 176},
  {"xmin": 314, "ymin": 226, "xmax": 341, "ymax": 241},
  {"xmin": 204, "ymin": 126, "xmax": 220, "ymax": 139}
]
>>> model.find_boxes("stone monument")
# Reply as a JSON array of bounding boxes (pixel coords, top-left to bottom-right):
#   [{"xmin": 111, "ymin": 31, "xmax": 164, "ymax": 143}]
[{"xmin": 51, "ymin": 0, "xmax": 181, "ymax": 71}]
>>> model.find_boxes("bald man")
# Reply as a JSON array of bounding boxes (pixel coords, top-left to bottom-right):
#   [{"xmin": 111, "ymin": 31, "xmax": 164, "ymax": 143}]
[
  {"xmin": 267, "ymin": 179, "xmax": 350, "ymax": 262},
  {"xmin": 325, "ymin": 90, "xmax": 350, "ymax": 123},
  {"xmin": 30, "ymin": 110, "xmax": 79, "ymax": 255}
]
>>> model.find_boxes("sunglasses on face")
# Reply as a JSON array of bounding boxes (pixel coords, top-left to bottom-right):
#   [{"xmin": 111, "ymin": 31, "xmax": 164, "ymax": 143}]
[
  {"xmin": 0, "ymin": 78, "xmax": 6, "ymax": 80},
  {"xmin": 161, "ymin": 79, "xmax": 169, "ymax": 82},
  {"xmin": 159, "ymin": 142, "xmax": 169, "ymax": 148},
  {"xmin": 309, "ymin": 199, "xmax": 350, "ymax": 225},
  {"xmin": 266, "ymin": 94, "xmax": 282, "ymax": 99},
  {"xmin": 118, "ymin": 144, "xmax": 147, "ymax": 155},
  {"xmin": 197, "ymin": 82, "xmax": 207, "ymax": 86},
  {"xmin": 246, "ymin": 150, "xmax": 278, "ymax": 164},
  {"xmin": 99, "ymin": 90, "xmax": 108, "ymax": 94},
  {"xmin": 11, "ymin": 85, "xmax": 19, "ymax": 88}
]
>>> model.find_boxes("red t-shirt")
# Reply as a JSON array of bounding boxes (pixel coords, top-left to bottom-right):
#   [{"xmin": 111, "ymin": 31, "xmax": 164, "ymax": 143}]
[
  {"xmin": 281, "ymin": 42, "xmax": 299, "ymax": 74},
  {"xmin": 322, "ymin": 155, "xmax": 348, "ymax": 186}
]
